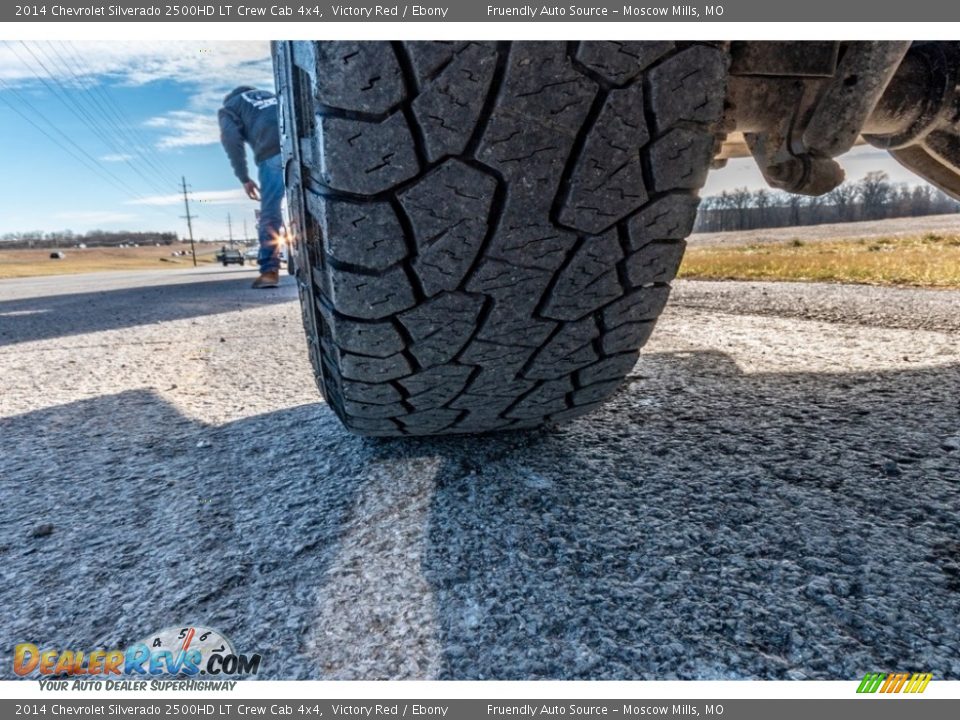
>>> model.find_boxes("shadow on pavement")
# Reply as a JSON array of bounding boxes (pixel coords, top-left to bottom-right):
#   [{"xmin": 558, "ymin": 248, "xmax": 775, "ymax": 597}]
[
  {"xmin": 0, "ymin": 277, "xmax": 296, "ymax": 347},
  {"xmin": 376, "ymin": 350, "xmax": 960, "ymax": 680},
  {"xmin": 2, "ymin": 350, "xmax": 959, "ymax": 680}
]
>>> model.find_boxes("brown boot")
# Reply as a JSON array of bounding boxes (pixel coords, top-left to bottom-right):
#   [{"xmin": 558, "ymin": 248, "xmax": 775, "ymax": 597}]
[{"xmin": 251, "ymin": 271, "xmax": 279, "ymax": 289}]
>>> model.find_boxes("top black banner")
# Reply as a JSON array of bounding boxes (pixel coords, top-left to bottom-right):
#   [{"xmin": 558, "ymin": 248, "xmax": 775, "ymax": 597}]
[{"xmin": 5, "ymin": 0, "xmax": 958, "ymax": 22}]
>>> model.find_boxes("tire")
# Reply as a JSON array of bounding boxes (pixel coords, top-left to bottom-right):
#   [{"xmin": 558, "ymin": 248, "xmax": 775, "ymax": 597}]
[{"xmin": 274, "ymin": 41, "xmax": 727, "ymax": 436}]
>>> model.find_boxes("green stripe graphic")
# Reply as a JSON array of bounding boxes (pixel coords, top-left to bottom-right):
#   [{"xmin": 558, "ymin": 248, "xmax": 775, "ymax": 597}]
[{"xmin": 857, "ymin": 672, "xmax": 885, "ymax": 693}]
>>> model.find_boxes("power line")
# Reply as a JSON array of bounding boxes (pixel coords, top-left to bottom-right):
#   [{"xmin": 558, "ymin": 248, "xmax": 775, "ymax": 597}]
[
  {"xmin": 0, "ymin": 44, "xmax": 188, "ymax": 230},
  {"xmin": 43, "ymin": 41, "xmax": 181, "ymax": 189},
  {"xmin": 4, "ymin": 44, "xmax": 169, "ymax": 208},
  {"xmin": 15, "ymin": 41, "xmax": 176, "ymax": 200},
  {"xmin": 0, "ymin": 85, "xmax": 186, "ymax": 235},
  {"xmin": 0, "ymin": 77, "xmax": 173, "ymax": 220},
  {"xmin": 57, "ymin": 40, "xmax": 184, "ymax": 183}
]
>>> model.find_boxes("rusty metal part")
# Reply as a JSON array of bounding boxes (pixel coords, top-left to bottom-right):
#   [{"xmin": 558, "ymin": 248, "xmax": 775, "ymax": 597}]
[
  {"xmin": 717, "ymin": 132, "xmax": 870, "ymax": 161},
  {"xmin": 730, "ymin": 41, "xmax": 839, "ymax": 78},
  {"xmin": 801, "ymin": 42, "xmax": 911, "ymax": 159},
  {"xmin": 864, "ymin": 43, "xmax": 960, "ymax": 200},
  {"xmin": 723, "ymin": 41, "xmax": 960, "ymax": 200}
]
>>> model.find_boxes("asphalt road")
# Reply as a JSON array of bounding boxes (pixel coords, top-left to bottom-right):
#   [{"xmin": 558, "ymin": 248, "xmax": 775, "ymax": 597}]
[{"xmin": 1, "ymin": 267, "xmax": 958, "ymax": 680}]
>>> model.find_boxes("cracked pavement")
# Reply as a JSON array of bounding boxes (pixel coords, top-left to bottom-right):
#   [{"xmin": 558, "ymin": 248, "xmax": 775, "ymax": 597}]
[{"xmin": 2, "ymin": 267, "xmax": 959, "ymax": 680}]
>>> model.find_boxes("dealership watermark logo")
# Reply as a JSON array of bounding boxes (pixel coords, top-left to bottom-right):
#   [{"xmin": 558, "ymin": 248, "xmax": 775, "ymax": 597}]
[
  {"xmin": 14, "ymin": 626, "xmax": 262, "ymax": 680},
  {"xmin": 857, "ymin": 672, "xmax": 932, "ymax": 694}
]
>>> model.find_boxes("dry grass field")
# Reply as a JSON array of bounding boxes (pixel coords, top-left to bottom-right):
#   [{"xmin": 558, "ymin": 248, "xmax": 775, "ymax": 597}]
[
  {"xmin": 0, "ymin": 243, "xmax": 232, "ymax": 279},
  {"xmin": 680, "ymin": 232, "xmax": 960, "ymax": 287}
]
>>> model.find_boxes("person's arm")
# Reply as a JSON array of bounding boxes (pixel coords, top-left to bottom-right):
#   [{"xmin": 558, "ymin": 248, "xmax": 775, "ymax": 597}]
[{"xmin": 218, "ymin": 107, "xmax": 251, "ymax": 185}]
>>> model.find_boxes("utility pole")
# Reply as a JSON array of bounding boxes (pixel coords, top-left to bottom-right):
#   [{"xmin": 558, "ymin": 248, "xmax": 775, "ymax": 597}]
[
  {"xmin": 227, "ymin": 213, "xmax": 234, "ymax": 248},
  {"xmin": 180, "ymin": 175, "xmax": 197, "ymax": 267}
]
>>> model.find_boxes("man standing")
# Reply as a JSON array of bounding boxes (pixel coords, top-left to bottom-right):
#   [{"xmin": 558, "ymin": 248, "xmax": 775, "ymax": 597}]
[{"xmin": 218, "ymin": 86, "xmax": 283, "ymax": 289}]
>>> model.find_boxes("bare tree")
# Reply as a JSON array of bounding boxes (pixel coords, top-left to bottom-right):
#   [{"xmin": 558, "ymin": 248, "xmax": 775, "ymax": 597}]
[
  {"xmin": 910, "ymin": 184, "xmax": 933, "ymax": 215},
  {"xmin": 730, "ymin": 187, "xmax": 753, "ymax": 230},
  {"xmin": 786, "ymin": 193, "xmax": 804, "ymax": 226},
  {"xmin": 827, "ymin": 182, "xmax": 857, "ymax": 222},
  {"xmin": 806, "ymin": 194, "xmax": 826, "ymax": 224},
  {"xmin": 857, "ymin": 171, "xmax": 892, "ymax": 220},
  {"xmin": 693, "ymin": 173, "xmax": 959, "ymax": 233},
  {"xmin": 754, "ymin": 189, "xmax": 771, "ymax": 227}
]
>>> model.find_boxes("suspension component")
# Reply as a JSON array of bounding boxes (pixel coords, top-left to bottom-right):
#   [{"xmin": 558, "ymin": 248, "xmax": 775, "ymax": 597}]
[{"xmin": 723, "ymin": 41, "xmax": 960, "ymax": 199}]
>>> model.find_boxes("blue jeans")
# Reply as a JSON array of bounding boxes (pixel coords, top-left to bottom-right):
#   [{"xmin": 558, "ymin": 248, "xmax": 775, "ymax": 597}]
[{"xmin": 257, "ymin": 153, "xmax": 284, "ymax": 274}]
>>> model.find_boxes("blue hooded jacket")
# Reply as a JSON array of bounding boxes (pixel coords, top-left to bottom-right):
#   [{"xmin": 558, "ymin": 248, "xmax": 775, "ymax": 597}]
[{"xmin": 218, "ymin": 86, "xmax": 281, "ymax": 183}]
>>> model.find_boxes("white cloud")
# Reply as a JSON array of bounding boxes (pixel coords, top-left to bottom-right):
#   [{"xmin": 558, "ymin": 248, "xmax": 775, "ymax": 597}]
[
  {"xmin": 129, "ymin": 188, "xmax": 248, "ymax": 206},
  {"xmin": 145, "ymin": 111, "xmax": 220, "ymax": 149},
  {"xmin": 100, "ymin": 153, "xmax": 133, "ymax": 163},
  {"xmin": 0, "ymin": 40, "xmax": 272, "ymax": 89},
  {"xmin": 0, "ymin": 41, "xmax": 273, "ymax": 149}
]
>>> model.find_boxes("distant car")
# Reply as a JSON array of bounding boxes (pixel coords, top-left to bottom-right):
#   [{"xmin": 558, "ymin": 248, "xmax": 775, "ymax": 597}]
[
  {"xmin": 49, "ymin": 251, "xmax": 65, "ymax": 260},
  {"xmin": 243, "ymin": 247, "xmax": 259, "ymax": 261},
  {"xmin": 216, "ymin": 248, "xmax": 245, "ymax": 267}
]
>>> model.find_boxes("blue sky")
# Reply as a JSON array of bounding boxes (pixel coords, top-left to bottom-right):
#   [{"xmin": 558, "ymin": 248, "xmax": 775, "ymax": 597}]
[
  {"xmin": 0, "ymin": 41, "xmax": 273, "ymax": 241},
  {"xmin": 0, "ymin": 40, "xmax": 918, "ymax": 241}
]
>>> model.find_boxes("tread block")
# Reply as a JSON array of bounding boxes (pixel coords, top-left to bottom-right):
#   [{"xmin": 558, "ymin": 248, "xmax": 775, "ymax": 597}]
[
  {"xmin": 321, "ymin": 265, "xmax": 416, "ymax": 320},
  {"xmin": 399, "ymin": 408, "xmax": 461, "ymax": 434},
  {"xmin": 314, "ymin": 42, "xmax": 405, "ymax": 114},
  {"xmin": 572, "ymin": 379, "xmax": 623, "ymax": 406},
  {"xmin": 403, "ymin": 41, "xmax": 466, "ymax": 85},
  {"xmin": 343, "ymin": 398, "xmax": 408, "ymax": 419},
  {"xmin": 501, "ymin": 43, "xmax": 598, "ymax": 135},
  {"xmin": 466, "ymin": 259, "xmax": 554, "ymax": 318},
  {"xmin": 506, "ymin": 378, "xmax": 573, "ymax": 419},
  {"xmin": 626, "ymin": 194, "xmax": 701, "ymax": 249},
  {"xmin": 341, "ymin": 379, "xmax": 402, "ymax": 405},
  {"xmin": 486, "ymin": 219, "xmax": 577, "ymax": 272},
  {"xmin": 601, "ymin": 320, "xmax": 657, "ymax": 354},
  {"xmin": 558, "ymin": 83, "xmax": 649, "ymax": 234},
  {"xmin": 309, "ymin": 195, "xmax": 407, "ymax": 271},
  {"xmin": 449, "ymin": 392, "xmax": 523, "ymax": 415},
  {"xmin": 338, "ymin": 350, "xmax": 412, "ymax": 383},
  {"xmin": 399, "ymin": 365, "xmax": 473, "ymax": 410},
  {"xmin": 576, "ymin": 351, "xmax": 639, "ymax": 386},
  {"xmin": 398, "ymin": 292, "xmax": 484, "ymax": 367},
  {"xmin": 451, "ymin": 408, "xmax": 514, "ymax": 433},
  {"xmin": 648, "ymin": 45, "xmax": 727, "ymax": 131},
  {"xmin": 525, "ymin": 316, "xmax": 600, "ymax": 379},
  {"xmin": 648, "ymin": 128, "xmax": 716, "ymax": 191},
  {"xmin": 412, "ymin": 43, "xmax": 499, "ymax": 162},
  {"xmin": 476, "ymin": 311, "xmax": 556, "ymax": 349},
  {"xmin": 345, "ymin": 417, "xmax": 402, "ymax": 435},
  {"xmin": 574, "ymin": 41, "xmax": 675, "ymax": 85},
  {"xmin": 477, "ymin": 117, "xmax": 573, "ymax": 186},
  {"xmin": 602, "ymin": 286, "xmax": 671, "ymax": 328},
  {"xmin": 625, "ymin": 240, "xmax": 686, "ymax": 287},
  {"xmin": 542, "ymin": 230, "xmax": 625, "ymax": 321},
  {"xmin": 325, "ymin": 315, "xmax": 405, "ymax": 358},
  {"xmin": 318, "ymin": 113, "xmax": 419, "ymax": 195},
  {"xmin": 460, "ymin": 370, "xmax": 536, "ymax": 399},
  {"xmin": 458, "ymin": 339, "xmax": 535, "ymax": 371},
  {"xmin": 399, "ymin": 159, "xmax": 497, "ymax": 296}
]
